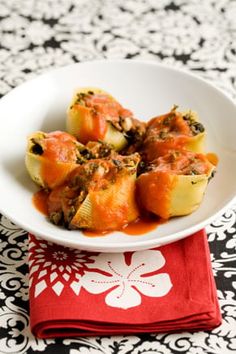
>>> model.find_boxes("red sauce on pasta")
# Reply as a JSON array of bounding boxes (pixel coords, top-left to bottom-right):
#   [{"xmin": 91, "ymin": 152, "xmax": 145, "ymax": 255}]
[
  {"xmin": 82, "ymin": 215, "xmax": 165, "ymax": 237},
  {"xmin": 206, "ymin": 152, "xmax": 219, "ymax": 166},
  {"xmin": 144, "ymin": 111, "xmax": 193, "ymax": 160},
  {"xmin": 40, "ymin": 131, "xmax": 78, "ymax": 188},
  {"xmin": 32, "ymin": 189, "xmax": 49, "ymax": 216},
  {"xmin": 136, "ymin": 171, "xmax": 175, "ymax": 220},
  {"xmin": 29, "ymin": 97, "xmax": 217, "ymax": 236},
  {"xmin": 73, "ymin": 93, "xmax": 132, "ymax": 144},
  {"xmin": 32, "ymin": 190, "xmax": 164, "ymax": 237}
]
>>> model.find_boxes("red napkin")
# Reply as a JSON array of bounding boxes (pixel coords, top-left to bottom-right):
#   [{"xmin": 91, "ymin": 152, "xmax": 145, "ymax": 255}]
[{"xmin": 28, "ymin": 230, "xmax": 222, "ymax": 338}]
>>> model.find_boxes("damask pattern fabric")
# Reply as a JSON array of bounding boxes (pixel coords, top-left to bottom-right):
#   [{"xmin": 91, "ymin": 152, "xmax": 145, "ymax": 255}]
[{"xmin": 0, "ymin": 0, "xmax": 236, "ymax": 353}]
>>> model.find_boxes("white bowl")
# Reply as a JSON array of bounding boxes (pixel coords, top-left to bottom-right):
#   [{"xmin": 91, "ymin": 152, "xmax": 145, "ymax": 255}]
[{"xmin": 0, "ymin": 60, "xmax": 236, "ymax": 252}]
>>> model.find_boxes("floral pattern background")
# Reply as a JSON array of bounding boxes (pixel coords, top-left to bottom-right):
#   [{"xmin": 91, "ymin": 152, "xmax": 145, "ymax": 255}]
[{"xmin": 0, "ymin": 0, "xmax": 236, "ymax": 353}]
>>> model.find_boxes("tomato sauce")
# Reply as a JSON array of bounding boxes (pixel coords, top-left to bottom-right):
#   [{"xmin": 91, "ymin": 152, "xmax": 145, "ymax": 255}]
[
  {"xmin": 137, "ymin": 170, "xmax": 175, "ymax": 220},
  {"xmin": 121, "ymin": 215, "xmax": 165, "ymax": 235},
  {"xmin": 85, "ymin": 93, "xmax": 132, "ymax": 120},
  {"xmin": 32, "ymin": 189, "xmax": 49, "ymax": 216},
  {"xmin": 32, "ymin": 190, "xmax": 164, "ymax": 237},
  {"xmin": 154, "ymin": 151, "xmax": 211, "ymax": 175},
  {"xmin": 42, "ymin": 131, "xmax": 78, "ymax": 162},
  {"xmin": 73, "ymin": 104, "xmax": 108, "ymax": 143},
  {"xmin": 144, "ymin": 136, "xmax": 189, "ymax": 161},
  {"xmin": 206, "ymin": 152, "xmax": 219, "ymax": 166},
  {"xmin": 74, "ymin": 92, "xmax": 133, "ymax": 144},
  {"xmin": 39, "ymin": 131, "xmax": 79, "ymax": 189},
  {"xmin": 144, "ymin": 111, "xmax": 194, "ymax": 161},
  {"xmin": 42, "ymin": 161, "xmax": 76, "ymax": 190},
  {"xmin": 82, "ymin": 215, "xmax": 165, "ymax": 237}
]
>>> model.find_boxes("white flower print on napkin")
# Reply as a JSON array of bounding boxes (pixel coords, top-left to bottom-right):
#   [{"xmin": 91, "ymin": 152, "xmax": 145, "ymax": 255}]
[
  {"xmin": 81, "ymin": 250, "xmax": 172, "ymax": 309},
  {"xmin": 28, "ymin": 237, "xmax": 94, "ymax": 298}
]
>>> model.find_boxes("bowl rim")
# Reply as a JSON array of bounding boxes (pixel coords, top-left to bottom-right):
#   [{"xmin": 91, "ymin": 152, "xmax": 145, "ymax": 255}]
[{"xmin": 1, "ymin": 59, "xmax": 236, "ymax": 251}]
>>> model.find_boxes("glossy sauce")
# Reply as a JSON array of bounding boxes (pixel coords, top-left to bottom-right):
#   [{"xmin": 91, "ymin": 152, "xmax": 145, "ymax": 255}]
[
  {"xmin": 43, "ymin": 131, "xmax": 78, "ymax": 162},
  {"xmin": 85, "ymin": 93, "xmax": 132, "ymax": 121},
  {"xmin": 121, "ymin": 215, "xmax": 165, "ymax": 235},
  {"xmin": 74, "ymin": 92, "xmax": 132, "ymax": 144},
  {"xmin": 73, "ymin": 104, "xmax": 108, "ymax": 143},
  {"xmin": 144, "ymin": 137, "xmax": 189, "ymax": 161},
  {"xmin": 82, "ymin": 216, "xmax": 164, "ymax": 237},
  {"xmin": 137, "ymin": 170, "xmax": 175, "ymax": 220},
  {"xmin": 154, "ymin": 151, "xmax": 211, "ymax": 175},
  {"xmin": 32, "ymin": 189, "xmax": 49, "ymax": 216},
  {"xmin": 84, "ymin": 176, "xmax": 139, "ymax": 231},
  {"xmin": 41, "ymin": 161, "xmax": 76, "ymax": 190},
  {"xmin": 41, "ymin": 131, "xmax": 78, "ymax": 189},
  {"xmin": 33, "ymin": 189, "xmax": 163, "ymax": 237},
  {"xmin": 144, "ymin": 112, "xmax": 192, "ymax": 160},
  {"xmin": 206, "ymin": 152, "xmax": 219, "ymax": 166}
]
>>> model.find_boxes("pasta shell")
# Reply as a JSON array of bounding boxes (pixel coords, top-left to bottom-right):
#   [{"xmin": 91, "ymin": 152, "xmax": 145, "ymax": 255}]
[
  {"xmin": 71, "ymin": 173, "xmax": 139, "ymax": 230},
  {"xmin": 25, "ymin": 152, "xmax": 44, "ymax": 187},
  {"xmin": 72, "ymin": 194, "xmax": 93, "ymax": 229},
  {"xmin": 67, "ymin": 87, "xmax": 128, "ymax": 150},
  {"xmin": 25, "ymin": 131, "xmax": 46, "ymax": 187},
  {"xmin": 169, "ymin": 174, "xmax": 211, "ymax": 217},
  {"xmin": 103, "ymin": 123, "xmax": 128, "ymax": 151},
  {"xmin": 143, "ymin": 109, "xmax": 206, "ymax": 161},
  {"xmin": 137, "ymin": 151, "xmax": 215, "ymax": 219},
  {"xmin": 25, "ymin": 131, "xmax": 81, "ymax": 189},
  {"xmin": 182, "ymin": 111, "xmax": 205, "ymax": 153}
]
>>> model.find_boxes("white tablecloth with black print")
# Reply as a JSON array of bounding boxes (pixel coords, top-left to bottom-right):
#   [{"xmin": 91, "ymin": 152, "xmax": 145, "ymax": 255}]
[{"xmin": 0, "ymin": 1, "xmax": 235, "ymax": 353}]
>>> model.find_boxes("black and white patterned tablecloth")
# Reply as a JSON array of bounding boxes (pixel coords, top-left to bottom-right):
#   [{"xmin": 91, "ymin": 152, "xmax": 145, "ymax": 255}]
[{"xmin": 0, "ymin": 1, "xmax": 236, "ymax": 353}]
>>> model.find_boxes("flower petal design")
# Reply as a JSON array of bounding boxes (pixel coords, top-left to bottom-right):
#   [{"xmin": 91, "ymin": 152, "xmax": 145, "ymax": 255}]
[
  {"xmin": 131, "ymin": 273, "xmax": 172, "ymax": 297},
  {"xmin": 81, "ymin": 272, "xmax": 119, "ymax": 294},
  {"xmin": 105, "ymin": 282, "xmax": 142, "ymax": 309},
  {"xmin": 129, "ymin": 250, "xmax": 166, "ymax": 276},
  {"xmin": 86, "ymin": 253, "xmax": 128, "ymax": 276},
  {"xmin": 86, "ymin": 250, "xmax": 166, "ymax": 277},
  {"xmin": 82, "ymin": 249, "xmax": 172, "ymax": 309}
]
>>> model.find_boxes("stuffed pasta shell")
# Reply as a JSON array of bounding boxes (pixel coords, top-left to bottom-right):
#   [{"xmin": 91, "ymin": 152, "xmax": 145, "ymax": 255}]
[
  {"xmin": 67, "ymin": 87, "xmax": 146, "ymax": 151},
  {"xmin": 47, "ymin": 153, "xmax": 140, "ymax": 230},
  {"xmin": 142, "ymin": 106, "xmax": 205, "ymax": 162},
  {"xmin": 25, "ymin": 131, "xmax": 87, "ymax": 189},
  {"xmin": 137, "ymin": 150, "xmax": 215, "ymax": 219}
]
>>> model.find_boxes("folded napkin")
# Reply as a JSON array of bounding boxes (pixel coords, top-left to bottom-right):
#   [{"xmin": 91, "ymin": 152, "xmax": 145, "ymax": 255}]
[{"xmin": 28, "ymin": 230, "xmax": 221, "ymax": 338}]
